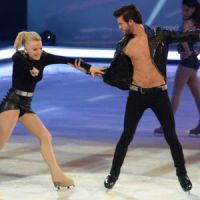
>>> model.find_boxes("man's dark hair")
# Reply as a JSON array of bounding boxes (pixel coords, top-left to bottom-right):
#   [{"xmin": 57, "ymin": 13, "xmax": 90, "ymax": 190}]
[{"xmin": 113, "ymin": 4, "xmax": 143, "ymax": 24}]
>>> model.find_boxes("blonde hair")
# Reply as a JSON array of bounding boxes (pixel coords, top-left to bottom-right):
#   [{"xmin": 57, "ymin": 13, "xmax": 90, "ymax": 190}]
[{"xmin": 13, "ymin": 31, "xmax": 41, "ymax": 50}]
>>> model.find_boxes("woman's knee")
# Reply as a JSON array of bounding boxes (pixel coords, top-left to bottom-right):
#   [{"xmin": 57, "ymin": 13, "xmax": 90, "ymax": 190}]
[
  {"xmin": 39, "ymin": 131, "xmax": 52, "ymax": 143},
  {"xmin": 171, "ymin": 95, "xmax": 180, "ymax": 110},
  {"xmin": 171, "ymin": 92, "xmax": 180, "ymax": 103}
]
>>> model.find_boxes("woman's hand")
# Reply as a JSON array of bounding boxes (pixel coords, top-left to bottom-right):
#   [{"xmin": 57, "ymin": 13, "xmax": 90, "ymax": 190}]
[
  {"xmin": 180, "ymin": 51, "xmax": 193, "ymax": 60},
  {"xmin": 73, "ymin": 59, "xmax": 87, "ymax": 73},
  {"xmin": 30, "ymin": 67, "xmax": 39, "ymax": 77},
  {"xmin": 73, "ymin": 59, "xmax": 106, "ymax": 77}
]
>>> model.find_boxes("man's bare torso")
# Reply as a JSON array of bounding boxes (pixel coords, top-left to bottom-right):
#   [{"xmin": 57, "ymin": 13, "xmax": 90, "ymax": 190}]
[{"xmin": 123, "ymin": 33, "xmax": 165, "ymax": 88}]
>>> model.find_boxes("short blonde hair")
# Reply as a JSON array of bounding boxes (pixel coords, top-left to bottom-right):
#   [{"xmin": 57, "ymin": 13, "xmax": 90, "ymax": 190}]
[{"xmin": 14, "ymin": 31, "xmax": 41, "ymax": 50}]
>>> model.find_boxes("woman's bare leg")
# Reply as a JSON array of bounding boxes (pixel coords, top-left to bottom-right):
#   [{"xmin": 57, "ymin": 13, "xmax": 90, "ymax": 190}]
[
  {"xmin": 18, "ymin": 113, "xmax": 74, "ymax": 188},
  {"xmin": 0, "ymin": 110, "xmax": 20, "ymax": 149},
  {"xmin": 171, "ymin": 65, "xmax": 192, "ymax": 114},
  {"xmin": 187, "ymin": 70, "xmax": 200, "ymax": 134}
]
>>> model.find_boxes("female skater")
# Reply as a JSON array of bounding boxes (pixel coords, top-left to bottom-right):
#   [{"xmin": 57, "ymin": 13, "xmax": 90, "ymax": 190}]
[
  {"xmin": 154, "ymin": 0, "xmax": 200, "ymax": 136},
  {"xmin": 0, "ymin": 31, "xmax": 105, "ymax": 189}
]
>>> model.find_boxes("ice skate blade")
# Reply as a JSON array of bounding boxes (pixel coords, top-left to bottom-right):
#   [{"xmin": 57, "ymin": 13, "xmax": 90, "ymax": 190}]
[
  {"xmin": 187, "ymin": 191, "xmax": 191, "ymax": 199},
  {"xmin": 106, "ymin": 188, "xmax": 113, "ymax": 193},
  {"xmin": 54, "ymin": 182, "xmax": 75, "ymax": 191}
]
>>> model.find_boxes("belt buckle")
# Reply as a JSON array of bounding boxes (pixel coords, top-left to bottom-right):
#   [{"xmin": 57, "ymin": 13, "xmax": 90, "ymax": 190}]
[
  {"xmin": 139, "ymin": 88, "xmax": 145, "ymax": 94},
  {"xmin": 160, "ymin": 84, "xmax": 167, "ymax": 91},
  {"xmin": 130, "ymin": 85, "xmax": 138, "ymax": 92}
]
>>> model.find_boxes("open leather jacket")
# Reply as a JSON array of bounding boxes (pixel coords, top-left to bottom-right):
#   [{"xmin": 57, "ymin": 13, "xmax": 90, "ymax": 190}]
[{"xmin": 103, "ymin": 25, "xmax": 200, "ymax": 90}]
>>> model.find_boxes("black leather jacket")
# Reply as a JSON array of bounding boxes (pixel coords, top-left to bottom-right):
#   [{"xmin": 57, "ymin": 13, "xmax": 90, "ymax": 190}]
[{"xmin": 103, "ymin": 25, "xmax": 200, "ymax": 90}]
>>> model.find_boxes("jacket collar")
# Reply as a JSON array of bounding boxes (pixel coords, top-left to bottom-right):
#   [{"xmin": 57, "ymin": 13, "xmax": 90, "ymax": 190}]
[{"xmin": 144, "ymin": 25, "xmax": 155, "ymax": 39}]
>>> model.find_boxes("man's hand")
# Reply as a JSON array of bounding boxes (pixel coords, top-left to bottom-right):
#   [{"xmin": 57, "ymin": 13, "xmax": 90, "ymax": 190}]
[
  {"xmin": 73, "ymin": 59, "xmax": 106, "ymax": 77},
  {"xmin": 89, "ymin": 66, "xmax": 106, "ymax": 77},
  {"xmin": 30, "ymin": 67, "xmax": 39, "ymax": 77}
]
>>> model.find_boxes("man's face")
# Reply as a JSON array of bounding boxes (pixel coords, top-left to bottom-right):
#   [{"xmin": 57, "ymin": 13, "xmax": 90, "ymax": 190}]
[{"xmin": 116, "ymin": 16, "xmax": 132, "ymax": 35}]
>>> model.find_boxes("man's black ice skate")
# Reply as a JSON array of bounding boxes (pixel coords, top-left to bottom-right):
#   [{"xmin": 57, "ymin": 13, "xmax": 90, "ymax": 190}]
[
  {"xmin": 104, "ymin": 174, "xmax": 118, "ymax": 189},
  {"xmin": 178, "ymin": 175, "xmax": 192, "ymax": 192}
]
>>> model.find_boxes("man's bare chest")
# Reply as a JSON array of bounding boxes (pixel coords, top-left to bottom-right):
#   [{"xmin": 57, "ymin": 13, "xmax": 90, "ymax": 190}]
[{"xmin": 124, "ymin": 37, "xmax": 151, "ymax": 59}]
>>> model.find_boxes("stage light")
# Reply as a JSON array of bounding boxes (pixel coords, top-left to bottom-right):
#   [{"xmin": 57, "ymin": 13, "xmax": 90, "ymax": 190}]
[
  {"xmin": 146, "ymin": 0, "xmax": 167, "ymax": 25},
  {"xmin": 40, "ymin": 30, "xmax": 56, "ymax": 46}
]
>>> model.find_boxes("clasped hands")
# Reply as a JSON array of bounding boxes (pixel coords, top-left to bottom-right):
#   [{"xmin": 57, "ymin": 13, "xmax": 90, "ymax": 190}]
[{"xmin": 73, "ymin": 58, "xmax": 106, "ymax": 77}]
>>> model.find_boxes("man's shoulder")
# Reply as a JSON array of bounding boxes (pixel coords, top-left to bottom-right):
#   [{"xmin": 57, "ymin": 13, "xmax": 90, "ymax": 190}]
[
  {"xmin": 144, "ymin": 25, "xmax": 159, "ymax": 37},
  {"xmin": 118, "ymin": 34, "xmax": 134, "ymax": 43}
]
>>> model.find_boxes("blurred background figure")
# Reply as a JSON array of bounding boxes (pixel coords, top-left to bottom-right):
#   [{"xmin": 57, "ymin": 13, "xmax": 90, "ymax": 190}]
[{"xmin": 154, "ymin": 0, "xmax": 200, "ymax": 136}]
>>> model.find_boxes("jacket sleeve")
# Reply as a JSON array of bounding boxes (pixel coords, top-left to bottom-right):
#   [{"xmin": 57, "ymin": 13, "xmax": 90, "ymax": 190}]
[
  {"xmin": 42, "ymin": 52, "xmax": 91, "ymax": 73},
  {"xmin": 103, "ymin": 35, "xmax": 133, "ymax": 90},
  {"xmin": 12, "ymin": 51, "xmax": 34, "ymax": 71},
  {"xmin": 160, "ymin": 28, "xmax": 200, "ymax": 44}
]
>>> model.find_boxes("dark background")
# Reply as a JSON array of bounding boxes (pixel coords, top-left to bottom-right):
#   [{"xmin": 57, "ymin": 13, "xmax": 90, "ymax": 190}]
[
  {"xmin": 1, "ymin": 1, "xmax": 183, "ymax": 48},
  {"xmin": 0, "ymin": 0, "xmax": 27, "ymax": 46}
]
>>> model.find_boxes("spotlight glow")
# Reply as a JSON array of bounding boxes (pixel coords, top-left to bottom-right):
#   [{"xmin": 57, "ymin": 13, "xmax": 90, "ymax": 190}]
[{"xmin": 146, "ymin": 0, "xmax": 167, "ymax": 26}]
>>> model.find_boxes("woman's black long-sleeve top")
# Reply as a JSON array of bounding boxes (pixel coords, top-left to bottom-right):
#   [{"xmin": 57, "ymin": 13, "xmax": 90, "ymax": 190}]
[{"xmin": 12, "ymin": 50, "xmax": 91, "ymax": 92}]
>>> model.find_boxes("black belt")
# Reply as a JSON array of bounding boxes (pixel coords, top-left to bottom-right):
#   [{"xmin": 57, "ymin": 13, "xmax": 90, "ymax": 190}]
[{"xmin": 130, "ymin": 84, "xmax": 167, "ymax": 94}]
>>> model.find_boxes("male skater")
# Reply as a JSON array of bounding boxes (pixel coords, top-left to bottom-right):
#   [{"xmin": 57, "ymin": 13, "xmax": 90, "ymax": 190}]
[
  {"xmin": 74, "ymin": 4, "xmax": 200, "ymax": 192},
  {"xmin": 103, "ymin": 4, "xmax": 200, "ymax": 192}
]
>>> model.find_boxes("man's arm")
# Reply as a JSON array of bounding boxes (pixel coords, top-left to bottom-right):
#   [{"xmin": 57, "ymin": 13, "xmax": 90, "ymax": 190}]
[{"xmin": 160, "ymin": 28, "xmax": 200, "ymax": 44}]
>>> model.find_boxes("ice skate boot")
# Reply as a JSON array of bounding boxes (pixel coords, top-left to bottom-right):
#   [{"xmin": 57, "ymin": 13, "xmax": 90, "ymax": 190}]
[
  {"xmin": 178, "ymin": 175, "xmax": 192, "ymax": 192},
  {"xmin": 52, "ymin": 168, "xmax": 75, "ymax": 190},
  {"xmin": 189, "ymin": 124, "xmax": 200, "ymax": 136},
  {"xmin": 104, "ymin": 174, "xmax": 118, "ymax": 189}
]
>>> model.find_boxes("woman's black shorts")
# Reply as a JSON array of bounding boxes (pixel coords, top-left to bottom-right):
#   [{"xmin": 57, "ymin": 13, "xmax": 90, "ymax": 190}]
[
  {"xmin": 0, "ymin": 88, "xmax": 34, "ymax": 117},
  {"xmin": 180, "ymin": 52, "xmax": 199, "ymax": 70}
]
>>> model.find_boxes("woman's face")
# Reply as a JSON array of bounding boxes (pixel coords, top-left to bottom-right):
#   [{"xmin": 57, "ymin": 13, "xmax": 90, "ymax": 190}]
[
  {"xmin": 26, "ymin": 40, "xmax": 42, "ymax": 60},
  {"xmin": 182, "ymin": 5, "xmax": 196, "ymax": 20}
]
